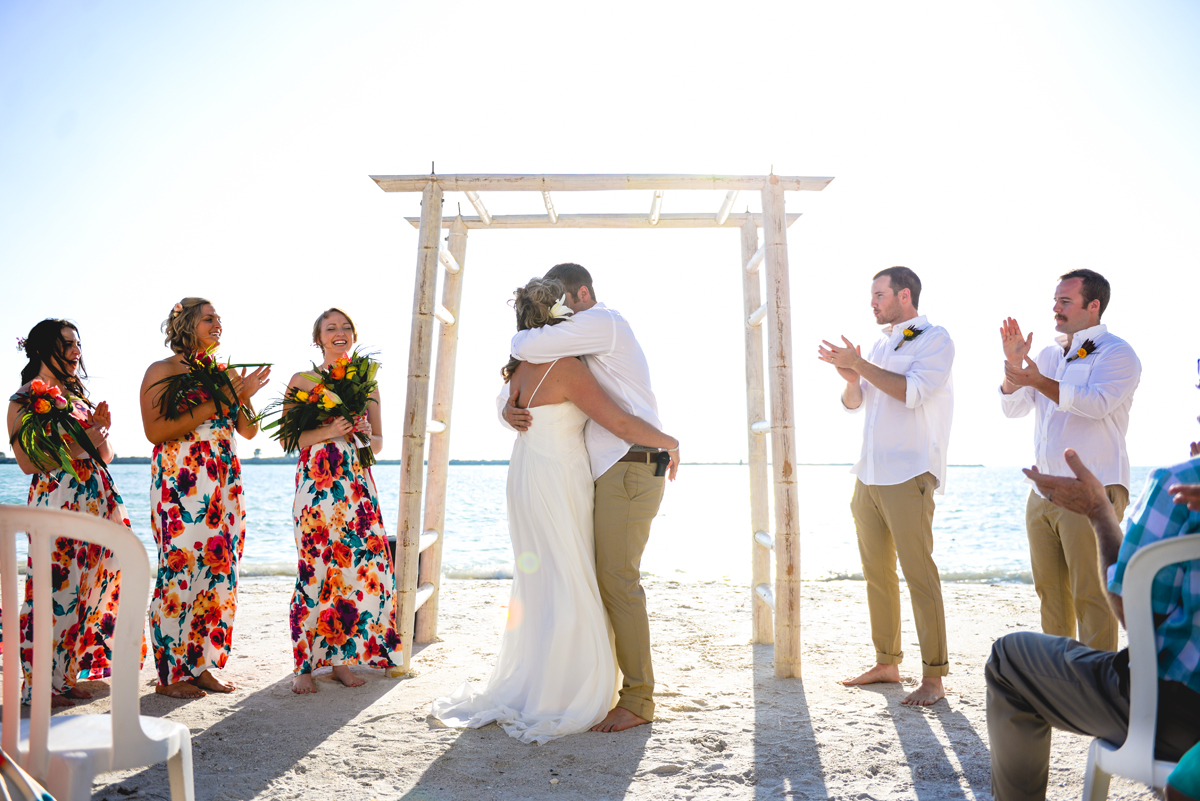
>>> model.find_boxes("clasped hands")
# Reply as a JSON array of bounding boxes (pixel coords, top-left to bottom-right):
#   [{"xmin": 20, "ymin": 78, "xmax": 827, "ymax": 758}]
[
  {"xmin": 817, "ymin": 337, "xmax": 864, "ymax": 382},
  {"xmin": 1000, "ymin": 317, "xmax": 1043, "ymax": 389},
  {"xmin": 323, "ymin": 414, "xmax": 371, "ymax": 442}
]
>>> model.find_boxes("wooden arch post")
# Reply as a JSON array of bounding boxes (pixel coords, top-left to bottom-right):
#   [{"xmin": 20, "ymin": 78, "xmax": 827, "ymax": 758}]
[
  {"xmin": 415, "ymin": 215, "xmax": 468, "ymax": 643},
  {"xmin": 740, "ymin": 216, "xmax": 773, "ymax": 644},
  {"xmin": 394, "ymin": 181, "xmax": 443, "ymax": 673},
  {"xmin": 761, "ymin": 175, "xmax": 802, "ymax": 678}
]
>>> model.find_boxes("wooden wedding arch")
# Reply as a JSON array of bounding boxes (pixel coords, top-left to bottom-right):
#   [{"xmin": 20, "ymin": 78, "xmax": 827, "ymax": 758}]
[{"xmin": 373, "ymin": 172, "xmax": 833, "ymax": 679}]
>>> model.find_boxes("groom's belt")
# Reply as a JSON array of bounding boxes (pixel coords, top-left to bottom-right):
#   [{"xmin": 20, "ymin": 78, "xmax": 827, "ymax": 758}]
[{"xmin": 617, "ymin": 449, "xmax": 664, "ymax": 464}]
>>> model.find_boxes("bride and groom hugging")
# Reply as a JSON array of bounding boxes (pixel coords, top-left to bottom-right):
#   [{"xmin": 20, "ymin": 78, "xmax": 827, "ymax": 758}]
[{"xmin": 431, "ymin": 262, "xmax": 681, "ymax": 744}]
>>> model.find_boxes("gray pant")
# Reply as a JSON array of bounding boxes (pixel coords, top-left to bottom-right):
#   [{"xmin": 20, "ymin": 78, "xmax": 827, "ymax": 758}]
[{"xmin": 986, "ymin": 631, "xmax": 1200, "ymax": 801}]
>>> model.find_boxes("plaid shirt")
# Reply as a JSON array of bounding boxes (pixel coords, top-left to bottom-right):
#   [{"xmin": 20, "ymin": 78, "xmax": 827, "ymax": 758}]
[{"xmin": 1107, "ymin": 456, "xmax": 1200, "ymax": 694}]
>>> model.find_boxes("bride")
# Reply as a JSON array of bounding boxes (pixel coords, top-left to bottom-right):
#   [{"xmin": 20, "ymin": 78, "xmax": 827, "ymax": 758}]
[{"xmin": 432, "ymin": 277, "xmax": 679, "ymax": 744}]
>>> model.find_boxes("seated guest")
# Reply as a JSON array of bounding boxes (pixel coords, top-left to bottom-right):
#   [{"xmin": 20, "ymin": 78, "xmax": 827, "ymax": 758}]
[
  {"xmin": 986, "ymin": 441, "xmax": 1200, "ymax": 801},
  {"xmin": 1169, "ymin": 741, "xmax": 1200, "ymax": 801}
]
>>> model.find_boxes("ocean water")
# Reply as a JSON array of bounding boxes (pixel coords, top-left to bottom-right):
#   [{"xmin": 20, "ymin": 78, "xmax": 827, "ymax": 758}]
[{"xmin": 0, "ymin": 463, "xmax": 1153, "ymax": 584}]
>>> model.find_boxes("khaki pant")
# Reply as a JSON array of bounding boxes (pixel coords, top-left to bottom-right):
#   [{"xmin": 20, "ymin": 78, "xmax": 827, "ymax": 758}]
[
  {"xmin": 594, "ymin": 462, "xmax": 666, "ymax": 721},
  {"xmin": 850, "ymin": 473, "xmax": 949, "ymax": 677},
  {"xmin": 1025, "ymin": 485, "xmax": 1128, "ymax": 651},
  {"xmin": 986, "ymin": 631, "xmax": 1200, "ymax": 801}
]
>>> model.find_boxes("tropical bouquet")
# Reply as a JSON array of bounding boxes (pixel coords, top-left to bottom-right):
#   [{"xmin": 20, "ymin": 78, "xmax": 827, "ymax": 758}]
[
  {"xmin": 260, "ymin": 351, "xmax": 381, "ymax": 467},
  {"xmin": 150, "ymin": 346, "xmax": 271, "ymax": 420},
  {"xmin": 9, "ymin": 379, "xmax": 105, "ymax": 481}
]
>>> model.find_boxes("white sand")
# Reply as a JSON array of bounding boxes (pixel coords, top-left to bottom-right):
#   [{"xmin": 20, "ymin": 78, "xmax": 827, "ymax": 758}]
[{"xmin": 8, "ymin": 577, "xmax": 1160, "ymax": 801}]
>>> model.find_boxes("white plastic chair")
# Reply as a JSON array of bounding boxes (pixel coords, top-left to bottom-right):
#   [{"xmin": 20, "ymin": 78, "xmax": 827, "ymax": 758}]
[
  {"xmin": 0, "ymin": 504, "xmax": 194, "ymax": 801},
  {"xmin": 1082, "ymin": 533, "xmax": 1200, "ymax": 800}
]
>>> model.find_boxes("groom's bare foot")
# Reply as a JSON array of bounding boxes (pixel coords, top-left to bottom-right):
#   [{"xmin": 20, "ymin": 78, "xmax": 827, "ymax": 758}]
[
  {"xmin": 841, "ymin": 663, "xmax": 901, "ymax": 687},
  {"xmin": 901, "ymin": 676, "xmax": 945, "ymax": 706},
  {"xmin": 331, "ymin": 665, "xmax": 366, "ymax": 687},
  {"xmin": 292, "ymin": 673, "xmax": 318, "ymax": 694},
  {"xmin": 592, "ymin": 707, "xmax": 649, "ymax": 732}
]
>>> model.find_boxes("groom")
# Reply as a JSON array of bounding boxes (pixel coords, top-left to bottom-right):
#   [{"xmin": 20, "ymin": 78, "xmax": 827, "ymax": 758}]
[{"xmin": 501, "ymin": 262, "xmax": 678, "ymax": 732}]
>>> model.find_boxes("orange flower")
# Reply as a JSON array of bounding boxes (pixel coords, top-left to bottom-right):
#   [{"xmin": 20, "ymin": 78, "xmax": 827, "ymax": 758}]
[
  {"xmin": 330, "ymin": 365, "xmax": 346, "ymax": 380},
  {"xmin": 32, "ymin": 398, "xmax": 51, "ymax": 414},
  {"xmin": 203, "ymin": 535, "xmax": 232, "ymax": 575},
  {"xmin": 166, "ymin": 549, "xmax": 191, "ymax": 572},
  {"xmin": 315, "ymin": 609, "xmax": 349, "ymax": 647},
  {"xmin": 1077, "ymin": 347, "xmax": 1087, "ymax": 359},
  {"xmin": 162, "ymin": 592, "xmax": 183, "ymax": 618},
  {"xmin": 331, "ymin": 541, "xmax": 353, "ymax": 568}
]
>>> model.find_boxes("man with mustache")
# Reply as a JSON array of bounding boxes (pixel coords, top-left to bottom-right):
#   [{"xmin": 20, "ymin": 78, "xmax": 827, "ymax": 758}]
[{"xmin": 999, "ymin": 269, "xmax": 1141, "ymax": 650}]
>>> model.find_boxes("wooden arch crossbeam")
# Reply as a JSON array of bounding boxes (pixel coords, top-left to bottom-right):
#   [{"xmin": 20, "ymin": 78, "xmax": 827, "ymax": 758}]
[{"xmin": 377, "ymin": 173, "xmax": 833, "ymax": 681}]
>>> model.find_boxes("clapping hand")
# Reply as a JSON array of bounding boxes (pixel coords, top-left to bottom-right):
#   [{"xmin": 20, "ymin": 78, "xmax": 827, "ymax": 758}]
[
  {"xmin": 230, "ymin": 366, "xmax": 272, "ymax": 402},
  {"xmin": 1023, "ymin": 449, "xmax": 1109, "ymax": 519},
  {"xmin": 1000, "ymin": 318, "xmax": 1032, "ymax": 365},
  {"xmin": 817, "ymin": 337, "xmax": 863, "ymax": 382},
  {"xmin": 1004, "ymin": 355, "xmax": 1044, "ymax": 388},
  {"xmin": 1170, "ymin": 484, "xmax": 1200, "ymax": 513},
  {"xmin": 87, "ymin": 401, "xmax": 111, "ymax": 432}
]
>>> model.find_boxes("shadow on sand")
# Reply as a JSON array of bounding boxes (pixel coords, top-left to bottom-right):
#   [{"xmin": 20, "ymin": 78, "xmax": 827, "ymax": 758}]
[
  {"xmin": 400, "ymin": 718, "xmax": 648, "ymax": 801},
  {"xmin": 752, "ymin": 644, "xmax": 829, "ymax": 799}
]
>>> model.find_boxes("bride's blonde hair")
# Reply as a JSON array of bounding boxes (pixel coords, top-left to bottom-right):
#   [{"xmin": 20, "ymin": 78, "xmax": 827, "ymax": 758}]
[{"xmin": 501, "ymin": 277, "xmax": 567, "ymax": 382}]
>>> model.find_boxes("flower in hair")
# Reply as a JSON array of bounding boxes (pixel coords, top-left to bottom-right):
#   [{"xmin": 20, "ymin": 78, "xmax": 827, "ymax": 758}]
[
  {"xmin": 172, "ymin": 302, "xmax": 184, "ymax": 316},
  {"xmin": 549, "ymin": 295, "xmax": 574, "ymax": 320},
  {"xmin": 15, "ymin": 336, "xmax": 26, "ymax": 351}
]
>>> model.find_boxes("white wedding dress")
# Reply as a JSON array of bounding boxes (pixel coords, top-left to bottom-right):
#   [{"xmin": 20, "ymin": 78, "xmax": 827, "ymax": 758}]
[{"xmin": 432, "ymin": 378, "xmax": 618, "ymax": 744}]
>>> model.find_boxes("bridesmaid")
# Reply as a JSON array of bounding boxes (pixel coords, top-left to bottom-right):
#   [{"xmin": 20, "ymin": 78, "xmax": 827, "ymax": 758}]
[
  {"xmin": 139, "ymin": 298, "xmax": 270, "ymax": 698},
  {"xmin": 6, "ymin": 319, "xmax": 136, "ymax": 707},
  {"xmin": 288, "ymin": 308, "xmax": 399, "ymax": 694}
]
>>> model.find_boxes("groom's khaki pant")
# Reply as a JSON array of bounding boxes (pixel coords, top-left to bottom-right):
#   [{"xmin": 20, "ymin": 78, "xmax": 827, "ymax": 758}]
[
  {"xmin": 594, "ymin": 461, "xmax": 666, "ymax": 721},
  {"xmin": 850, "ymin": 473, "xmax": 949, "ymax": 677}
]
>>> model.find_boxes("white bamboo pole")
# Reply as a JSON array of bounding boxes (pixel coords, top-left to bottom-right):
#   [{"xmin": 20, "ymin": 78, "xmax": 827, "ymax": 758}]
[
  {"xmin": 741, "ymin": 216, "xmax": 774, "ymax": 645},
  {"xmin": 761, "ymin": 176, "xmax": 802, "ymax": 678},
  {"xmin": 542, "ymin": 191, "xmax": 558, "ymax": 224},
  {"xmin": 648, "ymin": 190, "xmax": 664, "ymax": 225},
  {"xmin": 372, "ymin": 174, "xmax": 835, "ymax": 192},
  {"xmin": 393, "ymin": 181, "xmax": 443, "ymax": 674},
  {"xmin": 716, "ymin": 190, "xmax": 739, "ymax": 225},
  {"xmin": 463, "ymin": 190, "xmax": 491, "ymax": 225},
  {"xmin": 404, "ymin": 212, "xmax": 802, "ymax": 230},
  {"xmin": 415, "ymin": 215, "xmax": 468, "ymax": 644}
]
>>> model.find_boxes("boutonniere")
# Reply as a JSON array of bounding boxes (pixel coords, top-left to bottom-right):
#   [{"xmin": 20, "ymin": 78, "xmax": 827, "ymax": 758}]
[
  {"xmin": 894, "ymin": 325, "xmax": 926, "ymax": 351},
  {"xmin": 1065, "ymin": 339, "xmax": 1097, "ymax": 363}
]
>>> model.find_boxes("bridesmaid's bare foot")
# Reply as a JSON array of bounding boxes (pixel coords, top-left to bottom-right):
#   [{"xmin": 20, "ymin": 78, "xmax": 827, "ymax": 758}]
[
  {"xmin": 331, "ymin": 666, "xmax": 366, "ymax": 688},
  {"xmin": 189, "ymin": 670, "xmax": 235, "ymax": 693},
  {"xmin": 292, "ymin": 673, "xmax": 318, "ymax": 694},
  {"xmin": 155, "ymin": 681, "xmax": 206, "ymax": 699},
  {"xmin": 50, "ymin": 693, "xmax": 76, "ymax": 708},
  {"xmin": 65, "ymin": 686, "xmax": 94, "ymax": 699}
]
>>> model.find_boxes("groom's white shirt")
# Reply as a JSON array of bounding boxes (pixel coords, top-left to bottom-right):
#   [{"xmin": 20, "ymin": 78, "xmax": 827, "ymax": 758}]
[{"xmin": 498, "ymin": 302, "xmax": 662, "ymax": 480}]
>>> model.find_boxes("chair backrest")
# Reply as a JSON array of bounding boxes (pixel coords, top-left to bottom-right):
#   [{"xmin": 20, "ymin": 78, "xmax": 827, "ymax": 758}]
[
  {"xmin": 0, "ymin": 503, "xmax": 154, "ymax": 778},
  {"xmin": 1119, "ymin": 533, "xmax": 1200, "ymax": 775}
]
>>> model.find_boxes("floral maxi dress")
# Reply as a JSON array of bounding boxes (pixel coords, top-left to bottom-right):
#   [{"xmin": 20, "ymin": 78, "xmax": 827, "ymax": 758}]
[
  {"xmin": 12, "ymin": 398, "xmax": 136, "ymax": 704},
  {"xmin": 148, "ymin": 406, "xmax": 245, "ymax": 685},
  {"xmin": 290, "ymin": 439, "xmax": 400, "ymax": 674}
]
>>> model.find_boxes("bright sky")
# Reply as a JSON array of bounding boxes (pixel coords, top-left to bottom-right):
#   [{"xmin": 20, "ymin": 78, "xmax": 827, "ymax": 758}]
[{"xmin": 2, "ymin": 1, "xmax": 1198, "ymax": 470}]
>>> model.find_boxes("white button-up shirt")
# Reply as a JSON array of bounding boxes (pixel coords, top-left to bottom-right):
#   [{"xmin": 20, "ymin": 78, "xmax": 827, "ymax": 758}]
[
  {"xmin": 999, "ymin": 323, "xmax": 1141, "ymax": 493},
  {"xmin": 499, "ymin": 303, "xmax": 662, "ymax": 480},
  {"xmin": 845, "ymin": 314, "xmax": 955, "ymax": 494}
]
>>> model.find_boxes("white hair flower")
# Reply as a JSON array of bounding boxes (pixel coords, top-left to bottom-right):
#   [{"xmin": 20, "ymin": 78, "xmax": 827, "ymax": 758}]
[{"xmin": 549, "ymin": 295, "xmax": 574, "ymax": 320}]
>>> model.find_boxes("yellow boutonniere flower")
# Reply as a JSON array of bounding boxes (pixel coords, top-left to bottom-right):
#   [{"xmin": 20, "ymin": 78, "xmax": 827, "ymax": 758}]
[
  {"xmin": 1076, "ymin": 348, "xmax": 1087, "ymax": 359},
  {"xmin": 894, "ymin": 325, "xmax": 926, "ymax": 351},
  {"xmin": 1065, "ymin": 339, "xmax": 1098, "ymax": 363}
]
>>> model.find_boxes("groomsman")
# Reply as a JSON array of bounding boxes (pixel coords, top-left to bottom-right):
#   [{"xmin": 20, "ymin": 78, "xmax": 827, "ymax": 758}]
[
  {"xmin": 819, "ymin": 266, "xmax": 954, "ymax": 706},
  {"xmin": 999, "ymin": 269, "xmax": 1141, "ymax": 650}
]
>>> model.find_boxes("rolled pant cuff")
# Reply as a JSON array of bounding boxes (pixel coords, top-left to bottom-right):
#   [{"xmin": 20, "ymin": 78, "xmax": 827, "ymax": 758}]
[
  {"xmin": 875, "ymin": 652, "xmax": 903, "ymax": 666},
  {"xmin": 923, "ymin": 662, "xmax": 950, "ymax": 678},
  {"xmin": 616, "ymin": 696, "xmax": 655, "ymax": 722}
]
